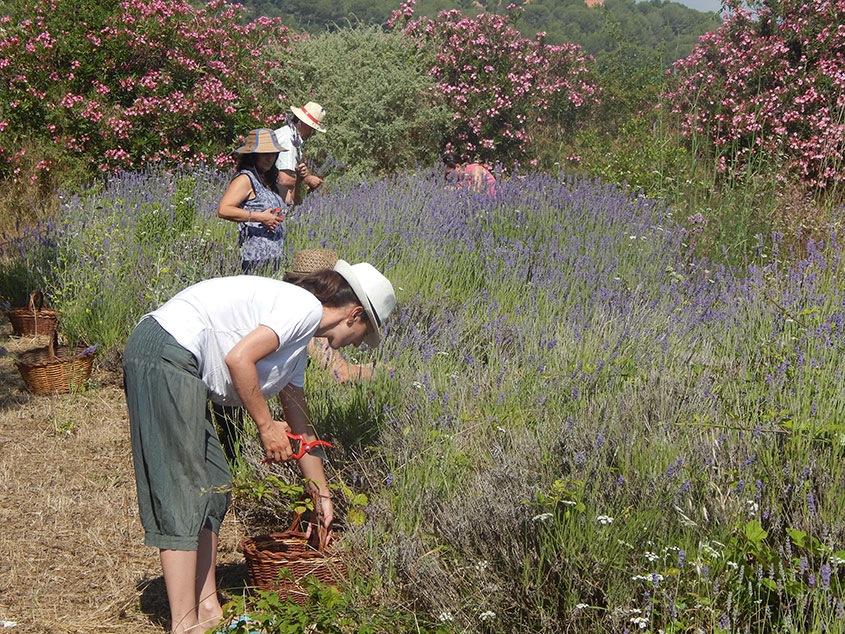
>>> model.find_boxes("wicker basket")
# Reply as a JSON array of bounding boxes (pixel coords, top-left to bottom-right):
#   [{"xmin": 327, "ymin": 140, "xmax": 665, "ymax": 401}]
[
  {"xmin": 286, "ymin": 249, "xmax": 339, "ymax": 279},
  {"xmin": 6, "ymin": 290, "xmax": 60, "ymax": 337},
  {"xmin": 238, "ymin": 497, "xmax": 346, "ymax": 603},
  {"xmin": 15, "ymin": 331, "xmax": 97, "ymax": 395}
]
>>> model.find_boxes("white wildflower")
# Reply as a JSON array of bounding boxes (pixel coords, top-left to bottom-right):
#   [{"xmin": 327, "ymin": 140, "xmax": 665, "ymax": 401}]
[
  {"xmin": 831, "ymin": 556, "xmax": 844, "ymax": 566},
  {"xmin": 478, "ymin": 611, "xmax": 496, "ymax": 622},
  {"xmin": 561, "ymin": 500, "xmax": 577, "ymax": 506},
  {"xmin": 532, "ymin": 513, "xmax": 554, "ymax": 522},
  {"xmin": 645, "ymin": 551, "xmax": 659, "ymax": 562},
  {"xmin": 630, "ymin": 616, "xmax": 649, "ymax": 629},
  {"xmin": 726, "ymin": 561, "xmax": 739, "ymax": 570},
  {"xmin": 437, "ymin": 612, "xmax": 453, "ymax": 622},
  {"xmin": 596, "ymin": 515, "xmax": 614, "ymax": 525},
  {"xmin": 632, "ymin": 573, "xmax": 664, "ymax": 583},
  {"xmin": 575, "ymin": 603, "xmax": 589, "ymax": 610},
  {"xmin": 701, "ymin": 543, "xmax": 721, "ymax": 559},
  {"xmin": 411, "ymin": 381, "xmax": 423, "ymax": 389},
  {"xmin": 475, "ymin": 560, "xmax": 489, "ymax": 572}
]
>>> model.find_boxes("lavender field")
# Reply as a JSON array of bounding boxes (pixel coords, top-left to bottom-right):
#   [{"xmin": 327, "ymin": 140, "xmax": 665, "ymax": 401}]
[{"xmin": 3, "ymin": 169, "xmax": 844, "ymax": 632}]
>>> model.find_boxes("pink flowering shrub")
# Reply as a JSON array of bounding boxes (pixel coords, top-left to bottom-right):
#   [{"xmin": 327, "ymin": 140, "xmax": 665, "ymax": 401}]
[
  {"xmin": 389, "ymin": 0, "xmax": 599, "ymax": 167},
  {"xmin": 0, "ymin": 0, "xmax": 291, "ymax": 185},
  {"xmin": 663, "ymin": 0, "xmax": 845, "ymax": 188}
]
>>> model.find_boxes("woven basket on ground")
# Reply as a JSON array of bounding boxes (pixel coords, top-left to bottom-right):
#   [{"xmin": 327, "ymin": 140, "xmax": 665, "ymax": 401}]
[
  {"xmin": 6, "ymin": 290, "xmax": 60, "ymax": 337},
  {"xmin": 15, "ymin": 331, "xmax": 97, "ymax": 395},
  {"xmin": 238, "ymin": 496, "xmax": 346, "ymax": 603}
]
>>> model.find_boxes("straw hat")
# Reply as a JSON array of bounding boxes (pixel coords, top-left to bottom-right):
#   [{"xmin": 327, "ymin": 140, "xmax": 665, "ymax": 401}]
[
  {"xmin": 235, "ymin": 128, "xmax": 288, "ymax": 154},
  {"xmin": 333, "ymin": 260, "xmax": 396, "ymax": 348},
  {"xmin": 291, "ymin": 102, "xmax": 327, "ymax": 133},
  {"xmin": 289, "ymin": 248, "xmax": 339, "ymax": 277}
]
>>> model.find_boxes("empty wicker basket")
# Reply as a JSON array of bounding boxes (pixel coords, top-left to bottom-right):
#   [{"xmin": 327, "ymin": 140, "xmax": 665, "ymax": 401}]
[
  {"xmin": 15, "ymin": 331, "xmax": 97, "ymax": 395},
  {"xmin": 238, "ymin": 497, "xmax": 346, "ymax": 603},
  {"xmin": 6, "ymin": 290, "xmax": 60, "ymax": 337}
]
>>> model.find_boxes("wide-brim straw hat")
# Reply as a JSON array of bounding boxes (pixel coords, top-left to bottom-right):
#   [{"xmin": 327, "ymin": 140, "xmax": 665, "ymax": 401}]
[
  {"xmin": 333, "ymin": 260, "xmax": 396, "ymax": 348},
  {"xmin": 287, "ymin": 248, "xmax": 339, "ymax": 278},
  {"xmin": 291, "ymin": 102, "xmax": 327, "ymax": 133},
  {"xmin": 235, "ymin": 128, "xmax": 288, "ymax": 154}
]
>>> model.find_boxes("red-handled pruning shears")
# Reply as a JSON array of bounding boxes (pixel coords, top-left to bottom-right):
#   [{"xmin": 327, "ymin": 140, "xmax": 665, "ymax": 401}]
[
  {"xmin": 272, "ymin": 208, "xmax": 285, "ymax": 219},
  {"xmin": 262, "ymin": 431, "xmax": 332, "ymax": 462}
]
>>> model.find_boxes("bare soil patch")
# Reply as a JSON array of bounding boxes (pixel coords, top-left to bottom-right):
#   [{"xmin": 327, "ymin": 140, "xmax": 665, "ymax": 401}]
[{"xmin": 0, "ymin": 325, "xmax": 249, "ymax": 633}]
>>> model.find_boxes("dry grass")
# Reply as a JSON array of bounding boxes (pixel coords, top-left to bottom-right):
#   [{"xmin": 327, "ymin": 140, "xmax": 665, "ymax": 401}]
[{"xmin": 0, "ymin": 324, "xmax": 250, "ymax": 633}]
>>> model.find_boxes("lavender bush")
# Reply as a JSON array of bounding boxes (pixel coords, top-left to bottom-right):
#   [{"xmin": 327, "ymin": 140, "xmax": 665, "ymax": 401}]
[
  {"xmin": 291, "ymin": 173, "xmax": 845, "ymax": 632},
  {"xmin": 2, "ymin": 169, "xmax": 844, "ymax": 631},
  {"xmin": 0, "ymin": 167, "xmax": 237, "ymax": 354}
]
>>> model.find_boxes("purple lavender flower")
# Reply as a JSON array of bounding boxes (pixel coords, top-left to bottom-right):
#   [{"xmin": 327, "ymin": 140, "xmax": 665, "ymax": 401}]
[{"xmin": 819, "ymin": 564, "xmax": 831, "ymax": 590}]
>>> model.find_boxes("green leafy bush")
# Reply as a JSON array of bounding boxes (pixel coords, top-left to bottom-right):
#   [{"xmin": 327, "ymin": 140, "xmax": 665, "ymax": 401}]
[{"xmin": 270, "ymin": 24, "xmax": 450, "ymax": 177}]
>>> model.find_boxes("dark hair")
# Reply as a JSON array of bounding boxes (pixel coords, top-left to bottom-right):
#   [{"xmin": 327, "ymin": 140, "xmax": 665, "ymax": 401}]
[
  {"xmin": 235, "ymin": 153, "xmax": 281, "ymax": 194},
  {"xmin": 294, "ymin": 270, "xmax": 362, "ymax": 310},
  {"xmin": 442, "ymin": 151, "xmax": 462, "ymax": 169}
]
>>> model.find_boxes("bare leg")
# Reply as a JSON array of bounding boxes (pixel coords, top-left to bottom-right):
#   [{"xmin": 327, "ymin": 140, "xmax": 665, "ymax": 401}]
[
  {"xmin": 160, "ymin": 549, "xmax": 199, "ymax": 634},
  {"xmin": 196, "ymin": 528, "xmax": 224, "ymax": 629}
]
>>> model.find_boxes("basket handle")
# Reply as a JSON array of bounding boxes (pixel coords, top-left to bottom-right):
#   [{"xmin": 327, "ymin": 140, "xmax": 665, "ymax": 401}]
[
  {"xmin": 287, "ymin": 491, "xmax": 326, "ymax": 553},
  {"xmin": 29, "ymin": 290, "xmax": 44, "ymax": 313},
  {"xmin": 48, "ymin": 330, "xmax": 59, "ymax": 360}
]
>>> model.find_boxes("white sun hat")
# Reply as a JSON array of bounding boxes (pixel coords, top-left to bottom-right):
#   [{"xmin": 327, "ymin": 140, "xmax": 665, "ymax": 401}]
[
  {"xmin": 291, "ymin": 101, "xmax": 327, "ymax": 133},
  {"xmin": 332, "ymin": 260, "xmax": 396, "ymax": 347}
]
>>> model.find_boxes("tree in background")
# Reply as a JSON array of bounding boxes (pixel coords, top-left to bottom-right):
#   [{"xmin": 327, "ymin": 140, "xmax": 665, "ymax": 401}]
[
  {"xmin": 519, "ymin": 0, "xmax": 721, "ymax": 64},
  {"xmin": 240, "ymin": 0, "xmax": 721, "ymax": 67},
  {"xmin": 0, "ymin": 0, "xmax": 290, "ymax": 192},
  {"xmin": 390, "ymin": 0, "xmax": 599, "ymax": 167},
  {"xmin": 663, "ymin": 0, "xmax": 845, "ymax": 188}
]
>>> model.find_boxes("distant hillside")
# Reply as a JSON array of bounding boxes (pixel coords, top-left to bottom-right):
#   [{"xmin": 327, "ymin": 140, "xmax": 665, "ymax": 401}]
[{"xmin": 241, "ymin": 0, "xmax": 721, "ymax": 66}]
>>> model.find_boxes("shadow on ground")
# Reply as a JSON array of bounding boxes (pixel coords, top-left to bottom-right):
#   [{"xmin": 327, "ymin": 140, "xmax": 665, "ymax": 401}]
[
  {"xmin": 137, "ymin": 562, "xmax": 251, "ymax": 630},
  {"xmin": 0, "ymin": 350, "xmax": 32, "ymax": 414}
]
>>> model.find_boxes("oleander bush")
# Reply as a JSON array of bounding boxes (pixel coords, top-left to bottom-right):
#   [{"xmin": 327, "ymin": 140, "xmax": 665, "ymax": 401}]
[
  {"xmin": 390, "ymin": 0, "xmax": 600, "ymax": 167},
  {"xmin": 663, "ymin": 0, "xmax": 845, "ymax": 189},
  {"xmin": 0, "ymin": 0, "xmax": 290, "ymax": 224}
]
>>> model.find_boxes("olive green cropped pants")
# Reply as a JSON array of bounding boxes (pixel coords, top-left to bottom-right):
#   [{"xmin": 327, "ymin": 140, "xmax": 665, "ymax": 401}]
[{"xmin": 123, "ymin": 317, "xmax": 231, "ymax": 550}]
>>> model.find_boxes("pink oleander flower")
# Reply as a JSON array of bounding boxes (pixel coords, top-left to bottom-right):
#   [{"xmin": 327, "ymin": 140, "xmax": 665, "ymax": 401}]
[
  {"xmin": 0, "ymin": 0, "xmax": 293, "ymax": 180},
  {"xmin": 393, "ymin": 2, "xmax": 599, "ymax": 166},
  {"xmin": 663, "ymin": 0, "xmax": 845, "ymax": 187}
]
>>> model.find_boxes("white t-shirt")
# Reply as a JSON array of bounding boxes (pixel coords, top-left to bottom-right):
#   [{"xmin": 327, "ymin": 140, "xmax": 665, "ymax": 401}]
[
  {"xmin": 148, "ymin": 276, "xmax": 322, "ymax": 405},
  {"xmin": 274, "ymin": 123, "xmax": 302, "ymax": 173}
]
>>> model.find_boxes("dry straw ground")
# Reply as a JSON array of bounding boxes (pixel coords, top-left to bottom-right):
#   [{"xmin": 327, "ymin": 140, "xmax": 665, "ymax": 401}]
[{"xmin": 0, "ymin": 323, "xmax": 250, "ymax": 634}]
